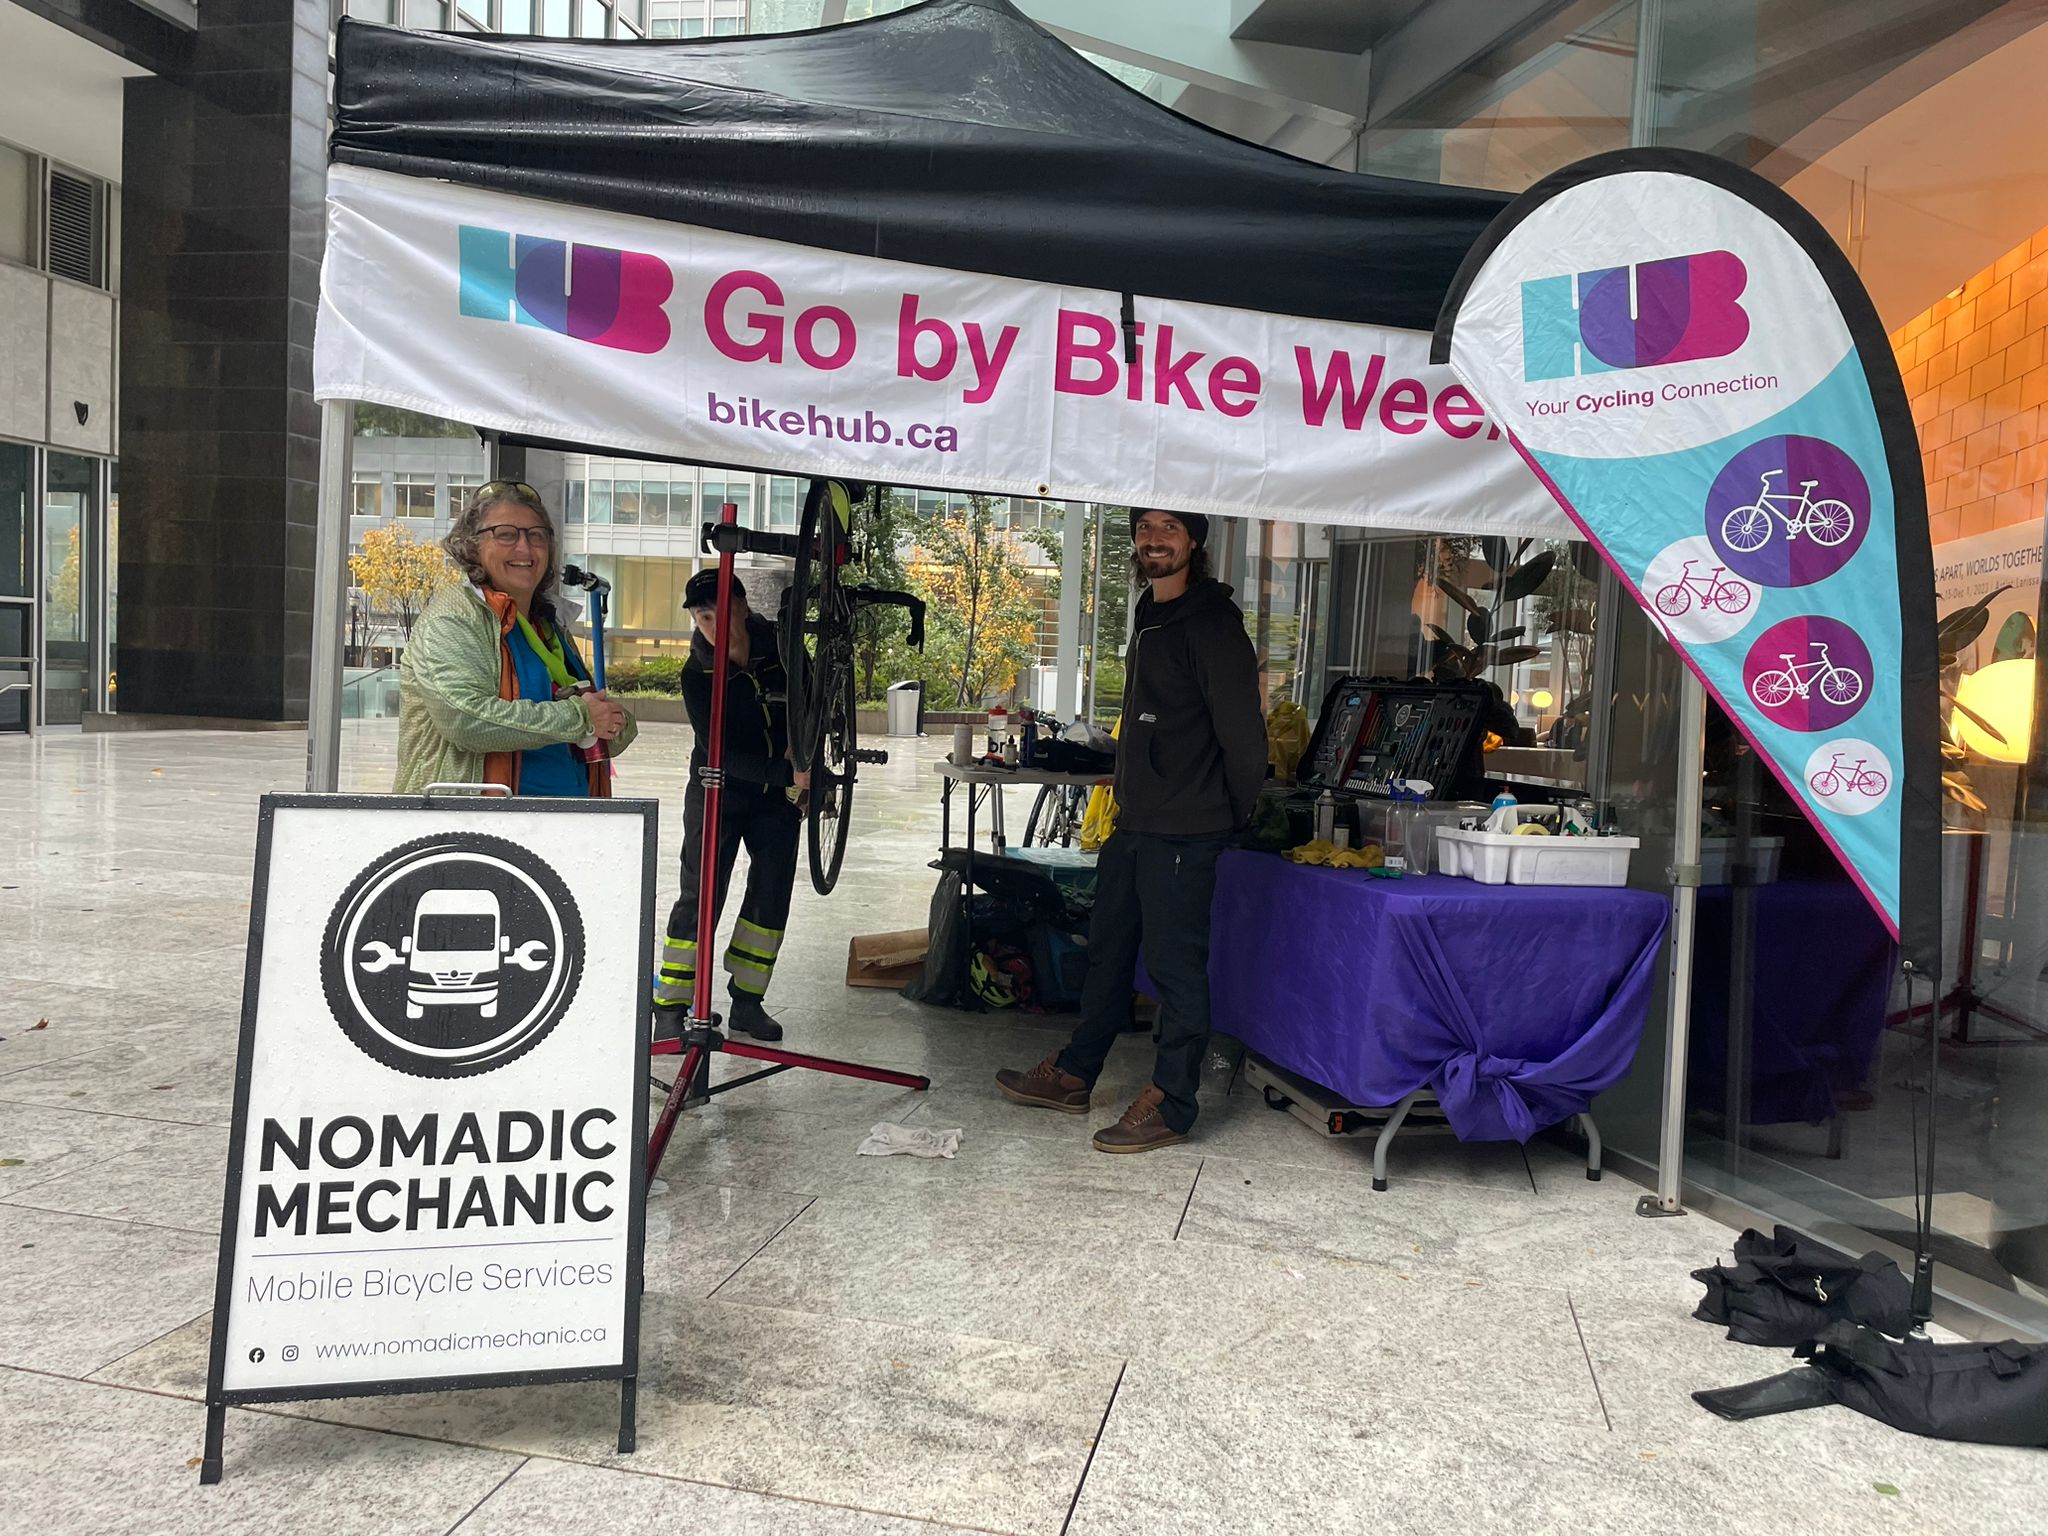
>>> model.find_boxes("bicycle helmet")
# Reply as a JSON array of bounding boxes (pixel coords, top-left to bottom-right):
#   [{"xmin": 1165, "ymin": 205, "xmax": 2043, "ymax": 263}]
[{"xmin": 968, "ymin": 951, "xmax": 1018, "ymax": 1009}]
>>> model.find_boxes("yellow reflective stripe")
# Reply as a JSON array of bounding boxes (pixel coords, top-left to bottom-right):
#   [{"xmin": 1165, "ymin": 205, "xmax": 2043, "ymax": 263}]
[
  {"xmin": 732, "ymin": 918, "xmax": 785, "ymax": 946},
  {"xmin": 727, "ymin": 942, "xmax": 775, "ymax": 966},
  {"xmin": 663, "ymin": 936, "xmax": 697, "ymax": 953},
  {"xmin": 729, "ymin": 971, "xmax": 769, "ymax": 997}
]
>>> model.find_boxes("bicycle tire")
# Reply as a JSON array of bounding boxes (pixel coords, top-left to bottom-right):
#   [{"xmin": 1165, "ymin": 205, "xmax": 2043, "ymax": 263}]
[
  {"xmin": 1023, "ymin": 784, "xmax": 1065, "ymax": 847},
  {"xmin": 1713, "ymin": 580, "xmax": 1752, "ymax": 615},
  {"xmin": 1654, "ymin": 584, "xmax": 1691, "ymax": 617},
  {"xmin": 1859, "ymin": 770, "xmax": 1889, "ymax": 798},
  {"xmin": 1723, "ymin": 505, "xmax": 1774, "ymax": 553},
  {"xmin": 781, "ymin": 481, "xmax": 845, "ymax": 771},
  {"xmin": 1807, "ymin": 499, "xmax": 1855, "ymax": 547},
  {"xmin": 1753, "ymin": 670, "xmax": 1795, "ymax": 708},
  {"xmin": 807, "ymin": 656, "xmax": 856, "ymax": 895},
  {"xmin": 1819, "ymin": 666, "xmax": 1863, "ymax": 707},
  {"xmin": 778, "ymin": 482, "xmax": 821, "ymax": 768},
  {"xmin": 1810, "ymin": 770, "xmax": 1842, "ymax": 797}
]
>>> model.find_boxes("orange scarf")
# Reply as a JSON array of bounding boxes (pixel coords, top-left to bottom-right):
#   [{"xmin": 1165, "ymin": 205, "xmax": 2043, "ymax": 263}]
[{"xmin": 478, "ymin": 585, "xmax": 610, "ymax": 799}]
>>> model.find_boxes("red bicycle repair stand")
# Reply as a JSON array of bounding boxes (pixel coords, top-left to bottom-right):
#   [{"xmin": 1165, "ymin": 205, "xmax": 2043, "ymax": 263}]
[{"xmin": 646, "ymin": 502, "xmax": 929, "ymax": 1180}]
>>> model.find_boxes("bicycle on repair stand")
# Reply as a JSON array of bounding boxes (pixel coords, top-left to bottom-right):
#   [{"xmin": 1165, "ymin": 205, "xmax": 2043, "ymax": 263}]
[{"xmin": 774, "ymin": 480, "xmax": 926, "ymax": 894}]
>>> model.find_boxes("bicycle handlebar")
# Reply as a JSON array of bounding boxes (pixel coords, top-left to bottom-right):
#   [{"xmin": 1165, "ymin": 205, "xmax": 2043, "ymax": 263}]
[{"xmin": 847, "ymin": 585, "xmax": 927, "ymax": 650}]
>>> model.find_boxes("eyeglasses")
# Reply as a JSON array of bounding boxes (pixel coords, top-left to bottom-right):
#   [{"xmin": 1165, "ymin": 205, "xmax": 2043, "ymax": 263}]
[{"xmin": 480, "ymin": 524, "xmax": 553, "ymax": 547}]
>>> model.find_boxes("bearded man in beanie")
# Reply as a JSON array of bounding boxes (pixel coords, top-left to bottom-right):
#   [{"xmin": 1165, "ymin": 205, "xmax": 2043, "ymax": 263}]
[{"xmin": 996, "ymin": 508, "xmax": 1266, "ymax": 1151}]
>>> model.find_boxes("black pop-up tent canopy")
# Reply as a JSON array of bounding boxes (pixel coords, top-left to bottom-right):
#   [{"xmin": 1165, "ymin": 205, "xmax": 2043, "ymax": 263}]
[{"xmin": 329, "ymin": 0, "xmax": 1506, "ymax": 334}]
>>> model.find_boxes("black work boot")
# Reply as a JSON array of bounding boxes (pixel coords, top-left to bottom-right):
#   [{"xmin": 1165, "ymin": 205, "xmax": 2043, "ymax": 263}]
[
  {"xmin": 651, "ymin": 1003, "xmax": 688, "ymax": 1052},
  {"xmin": 727, "ymin": 994, "xmax": 784, "ymax": 1042}
]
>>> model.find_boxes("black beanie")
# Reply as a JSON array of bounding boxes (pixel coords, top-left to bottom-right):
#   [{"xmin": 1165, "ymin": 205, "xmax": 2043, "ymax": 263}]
[{"xmin": 1129, "ymin": 508, "xmax": 1210, "ymax": 546}]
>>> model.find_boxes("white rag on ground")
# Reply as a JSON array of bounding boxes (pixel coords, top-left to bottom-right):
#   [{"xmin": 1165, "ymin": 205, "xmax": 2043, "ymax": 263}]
[{"xmin": 858, "ymin": 1123, "xmax": 964, "ymax": 1159}]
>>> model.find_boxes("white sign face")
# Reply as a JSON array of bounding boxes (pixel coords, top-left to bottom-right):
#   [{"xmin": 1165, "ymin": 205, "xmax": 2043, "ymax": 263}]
[
  {"xmin": 314, "ymin": 164, "xmax": 1566, "ymax": 539},
  {"xmin": 213, "ymin": 799, "xmax": 650, "ymax": 1396}
]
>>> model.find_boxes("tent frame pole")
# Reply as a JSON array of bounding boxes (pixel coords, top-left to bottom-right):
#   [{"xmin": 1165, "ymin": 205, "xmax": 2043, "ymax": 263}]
[
  {"xmin": 307, "ymin": 398, "xmax": 353, "ymax": 794},
  {"xmin": 1643, "ymin": 667, "xmax": 1705, "ymax": 1217}
]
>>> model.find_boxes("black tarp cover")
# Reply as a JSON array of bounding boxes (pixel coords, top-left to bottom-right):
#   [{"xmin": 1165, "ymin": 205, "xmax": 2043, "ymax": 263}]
[{"xmin": 330, "ymin": 0, "xmax": 1506, "ymax": 335}]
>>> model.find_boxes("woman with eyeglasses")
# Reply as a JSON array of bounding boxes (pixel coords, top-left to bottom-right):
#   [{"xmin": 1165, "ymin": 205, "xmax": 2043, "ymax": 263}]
[{"xmin": 394, "ymin": 480, "xmax": 635, "ymax": 796}]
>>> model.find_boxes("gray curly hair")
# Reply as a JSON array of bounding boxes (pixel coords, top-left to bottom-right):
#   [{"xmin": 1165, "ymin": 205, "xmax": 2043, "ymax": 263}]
[{"xmin": 444, "ymin": 480, "xmax": 562, "ymax": 621}]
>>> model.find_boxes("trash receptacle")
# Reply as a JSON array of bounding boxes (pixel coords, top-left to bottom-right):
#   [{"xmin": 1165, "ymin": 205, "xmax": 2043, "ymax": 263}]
[{"xmin": 886, "ymin": 680, "xmax": 923, "ymax": 737}]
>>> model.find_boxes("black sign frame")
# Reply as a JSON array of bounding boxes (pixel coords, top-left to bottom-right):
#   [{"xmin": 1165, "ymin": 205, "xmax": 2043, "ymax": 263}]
[{"xmin": 200, "ymin": 793, "xmax": 656, "ymax": 1484}]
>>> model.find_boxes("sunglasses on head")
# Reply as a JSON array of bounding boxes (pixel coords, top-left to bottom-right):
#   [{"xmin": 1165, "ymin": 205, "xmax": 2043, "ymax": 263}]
[{"xmin": 476, "ymin": 479, "xmax": 541, "ymax": 504}]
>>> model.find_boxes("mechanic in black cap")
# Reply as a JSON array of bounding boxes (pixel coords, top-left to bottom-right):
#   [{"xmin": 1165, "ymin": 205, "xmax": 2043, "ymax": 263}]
[
  {"xmin": 652, "ymin": 568, "xmax": 809, "ymax": 1043},
  {"xmin": 997, "ymin": 507, "xmax": 1266, "ymax": 1152}
]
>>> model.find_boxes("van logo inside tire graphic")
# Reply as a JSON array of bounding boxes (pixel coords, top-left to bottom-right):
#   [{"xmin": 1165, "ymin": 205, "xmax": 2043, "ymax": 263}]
[{"xmin": 321, "ymin": 833, "xmax": 583, "ymax": 1077}]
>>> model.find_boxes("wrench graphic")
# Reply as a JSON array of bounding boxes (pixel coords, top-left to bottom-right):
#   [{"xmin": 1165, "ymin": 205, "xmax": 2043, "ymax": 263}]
[
  {"xmin": 508, "ymin": 940, "xmax": 551, "ymax": 972},
  {"xmin": 358, "ymin": 940, "xmax": 405, "ymax": 973}
]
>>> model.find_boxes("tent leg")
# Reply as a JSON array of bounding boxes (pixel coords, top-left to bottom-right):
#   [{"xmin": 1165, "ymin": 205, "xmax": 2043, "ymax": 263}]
[
  {"xmin": 306, "ymin": 398, "xmax": 354, "ymax": 793},
  {"xmin": 1642, "ymin": 667, "xmax": 1705, "ymax": 1219}
]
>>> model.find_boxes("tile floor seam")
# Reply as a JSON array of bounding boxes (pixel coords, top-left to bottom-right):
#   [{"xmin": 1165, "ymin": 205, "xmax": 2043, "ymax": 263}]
[
  {"xmin": 1171, "ymin": 1159, "xmax": 1204, "ymax": 1240},
  {"xmin": 495, "ymin": 1453, "xmax": 1035, "ymax": 1536},
  {"xmin": 1058, "ymin": 1360, "xmax": 1126, "ymax": 1536},
  {"xmin": 442, "ymin": 1454, "xmax": 533, "ymax": 1535},
  {"xmin": 0, "ymin": 1194, "xmax": 222, "ymax": 1245},
  {"xmin": 83, "ymin": 1307, "xmax": 218, "ymax": 1384},
  {"xmin": 704, "ymin": 1195, "xmax": 819, "ymax": 1300},
  {"xmin": 1566, "ymin": 1293, "xmax": 1616, "ymax": 1433},
  {"xmin": 0, "ymin": 1092, "xmax": 226, "ymax": 1131}
]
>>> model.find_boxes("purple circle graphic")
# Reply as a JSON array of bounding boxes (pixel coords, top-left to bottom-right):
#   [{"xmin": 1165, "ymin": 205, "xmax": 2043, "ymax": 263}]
[
  {"xmin": 1742, "ymin": 617, "xmax": 1873, "ymax": 732},
  {"xmin": 1706, "ymin": 435, "xmax": 1870, "ymax": 587}
]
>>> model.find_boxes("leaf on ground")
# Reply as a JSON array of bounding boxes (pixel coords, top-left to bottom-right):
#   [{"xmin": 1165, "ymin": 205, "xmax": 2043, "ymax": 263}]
[
  {"xmin": 1874, "ymin": 1483, "xmax": 1900, "ymax": 1497},
  {"xmin": 0, "ymin": 1159, "xmax": 23, "ymax": 1168},
  {"xmin": 186, "ymin": 1457, "xmax": 203, "ymax": 1469},
  {"xmin": 32, "ymin": 1019, "xmax": 48, "ymax": 1030}
]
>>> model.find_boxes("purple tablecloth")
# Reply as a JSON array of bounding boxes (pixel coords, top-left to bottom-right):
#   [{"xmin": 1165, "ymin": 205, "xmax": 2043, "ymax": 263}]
[{"xmin": 1142, "ymin": 852, "xmax": 1669, "ymax": 1142}]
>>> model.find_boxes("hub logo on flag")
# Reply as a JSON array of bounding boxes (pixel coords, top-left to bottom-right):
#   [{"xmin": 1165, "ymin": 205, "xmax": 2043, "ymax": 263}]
[
  {"xmin": 1438, "ymin": 152, "xmax": 1940, "ymax": 966},
  {"xmin": 458, "ymin": 225, "xmax": 673, "ymax": 354},
  {"xmin": 1521, "ymin": 250, "xmax": 1750, "ymax": 381},
  {"xmin": 321, "ymin": 833, "xmax": 585, "ymax": 1077}
]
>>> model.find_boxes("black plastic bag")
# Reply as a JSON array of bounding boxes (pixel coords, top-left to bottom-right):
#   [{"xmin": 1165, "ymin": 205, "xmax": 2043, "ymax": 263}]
[
  {"xmin": 1693, "ymin": 1225, "xmax": 1913, "ymax": 1346},
  {"xmin": 1695, "ymin": 1321, "xmax": 2048, "ymax": 1447}
]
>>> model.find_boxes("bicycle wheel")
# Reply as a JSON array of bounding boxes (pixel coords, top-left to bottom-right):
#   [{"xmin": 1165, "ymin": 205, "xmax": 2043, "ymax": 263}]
[
  {"xmin": 1023, "ymin": 784, "xmax": 1060, "ymax": 847},
  {"xmin": 1752, "ymin": 670, "xmax": 1795, "ymax": 708},
  {"xmin": 1819, "ymin": 666, "xmax": 1864, "ymax": 707},
  {"xmin": 1807, "ymin": 499, "xmax": 1855, "ymax": 547},
  {"xmin": 1810, "ymin": 769, "xmax": 1842, "ymax": 797},
  {"xmin": 807, "ymin": 653, "xmax": 856, "ymax": 895},
  {"xmin": 1722, "ymin": 505, "xmax": 1774, "ymax": 553},
  {"xmin": 1654, "ymin": 583, "xmax": 1691, "ymax": 617},
  {"xmin": 1712, "ymin": 580, "xmax": 1752, "ymax": 615},
  {"xmin": 779, "ymin": 481, "xmax": 844, "ymax": 771},
  {"xmin": 1857, "ymin": 770, "xmax": 1889, "ymax": 798}
]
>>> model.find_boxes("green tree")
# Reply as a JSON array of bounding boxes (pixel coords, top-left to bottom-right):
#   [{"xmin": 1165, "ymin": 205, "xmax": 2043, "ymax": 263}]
[
  {"xmin": 844, "ymin": 488, "xmax": 919, "ymax": 703},
  {"xmin": 353, "ymin": 403, "xmax": 473, "ymax": 438},
  {"xmin": 911, "ymin": 494, "xmax": 1043, "ymax": 707}
]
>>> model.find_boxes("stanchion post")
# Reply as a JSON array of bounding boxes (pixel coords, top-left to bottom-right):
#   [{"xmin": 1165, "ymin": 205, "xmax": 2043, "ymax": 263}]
[
  {"xmin": 1644, "ymin": 666, "xmax": 1705, "ymax": 1217},
  {"xmin": 307, "ymin": 398, "xmax": 354, "ymax": 793}
]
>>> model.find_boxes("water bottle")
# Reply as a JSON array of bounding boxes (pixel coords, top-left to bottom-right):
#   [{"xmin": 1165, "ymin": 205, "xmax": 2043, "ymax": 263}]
[
  {"xmin": 1488, "ymin": 789, "xmax": 1518, "ymax": 833},
  {"xmin": 1314, "ymin": 789, "xmax": 1336, "ymax": 844}
]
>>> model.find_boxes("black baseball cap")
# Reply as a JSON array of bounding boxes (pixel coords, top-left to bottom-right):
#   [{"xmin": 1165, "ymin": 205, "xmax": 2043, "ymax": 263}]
[
  {"xmin": 1130, "ymin": 507, "xmax": 1209, "ymax": 546},
  {"xmin": 684, "ymin": 569, "xmax": 748, "ymax": 612}
]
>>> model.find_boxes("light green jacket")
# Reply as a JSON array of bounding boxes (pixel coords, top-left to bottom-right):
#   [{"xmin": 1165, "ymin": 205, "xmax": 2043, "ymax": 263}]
[{"xmin": 393, "ymin": 581, "xmax": 638, "ymax": 795}]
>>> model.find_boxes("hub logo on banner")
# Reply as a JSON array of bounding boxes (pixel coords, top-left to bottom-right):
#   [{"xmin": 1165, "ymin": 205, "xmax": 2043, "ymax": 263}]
[
  {"xmin": 458, "ymin": 225, "xmax": 673, "ymax": 354},
  {"xmin": 1520, "ymin": 250, "xmax": 1750, "ymax": 380},
  {"xmin": 1436, "ymin": 152, "xmax": 1940, "ymax": 966},
  {"xmin": 201, "ymin": 797, "xmax": 654, "ymax": 1485}
]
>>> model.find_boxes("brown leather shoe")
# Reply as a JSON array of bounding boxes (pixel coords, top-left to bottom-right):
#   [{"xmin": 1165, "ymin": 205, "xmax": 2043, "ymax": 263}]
[
  {"xmin": 995, "ymin": 1055, "xmax": 1091, "ymax": 1113},
  {"xmin": 1092, "ymin": 1086, "xmax": 1188, "ymax": 1154}
]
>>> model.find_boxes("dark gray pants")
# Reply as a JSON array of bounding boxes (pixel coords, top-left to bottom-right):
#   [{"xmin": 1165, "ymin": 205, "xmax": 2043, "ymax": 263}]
[{"xmin": 1057, "ymin": 828, "xmax": 1228, "ymax": 1134}]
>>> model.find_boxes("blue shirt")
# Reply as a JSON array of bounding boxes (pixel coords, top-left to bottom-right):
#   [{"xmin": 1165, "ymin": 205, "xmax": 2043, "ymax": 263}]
[{"xmin": 508, "ymin": 623, "xmax": 589, "ymax": 798}]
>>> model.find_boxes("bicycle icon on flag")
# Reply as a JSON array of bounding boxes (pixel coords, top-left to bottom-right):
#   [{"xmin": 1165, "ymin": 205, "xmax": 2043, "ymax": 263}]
[
  {"xmin": 1808, "ymin": 752, "xmax": 1888, "ymax": 799},
  {"xmin": 1721, "ymin": 468, "xmax": 1856, "ymax": 552},
  {"xmin": 1654, "ymin": 559, "xmax": 1752, "ymax": 618},
  {"xmin": 1751, "ymin": 642, "xmax": 1865, "ymax": 710}
]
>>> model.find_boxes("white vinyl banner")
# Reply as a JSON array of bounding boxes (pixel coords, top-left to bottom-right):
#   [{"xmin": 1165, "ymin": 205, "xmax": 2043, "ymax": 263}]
[
  {"xmin": 210, "ymin": 797, "xmax": 650, "ymax": 1398},
  {"xmin": 315, "ymin": 164, "xmax": 1564, "ymax": 538}
]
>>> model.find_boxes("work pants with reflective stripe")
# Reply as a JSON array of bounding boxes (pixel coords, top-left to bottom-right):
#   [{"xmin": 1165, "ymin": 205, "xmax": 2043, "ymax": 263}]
[{"xmin": 656, "ymin": 780, "xmax": 800, "ymax": 1010}]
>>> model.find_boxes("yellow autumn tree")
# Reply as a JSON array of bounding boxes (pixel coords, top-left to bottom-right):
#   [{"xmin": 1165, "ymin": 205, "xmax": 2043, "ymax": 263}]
[
  {"xmin": 350, "ymin": 522, "xmax": 459, "ymax": 640},
  {"xmin": 910, "ymin": 494, "xmax": 1044, "ymax": 706}
]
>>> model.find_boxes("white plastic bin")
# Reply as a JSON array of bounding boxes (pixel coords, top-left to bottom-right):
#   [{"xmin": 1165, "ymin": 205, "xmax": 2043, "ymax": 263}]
[{"xmin": 1435, "ymin": 826, "xmax": 1639, "ymax": 887}]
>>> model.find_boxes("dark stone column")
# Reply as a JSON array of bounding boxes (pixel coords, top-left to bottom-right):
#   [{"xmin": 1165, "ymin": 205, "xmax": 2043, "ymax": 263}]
[{"xmin": 116, "ymin": 2, "xmax": 328, "ymax": 722}]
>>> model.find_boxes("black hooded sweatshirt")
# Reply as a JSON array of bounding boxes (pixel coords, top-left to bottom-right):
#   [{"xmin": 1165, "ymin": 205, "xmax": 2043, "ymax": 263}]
[{"xmin": 1116, "ymin": 580, "xmax": 1267, "ymax": 836}]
